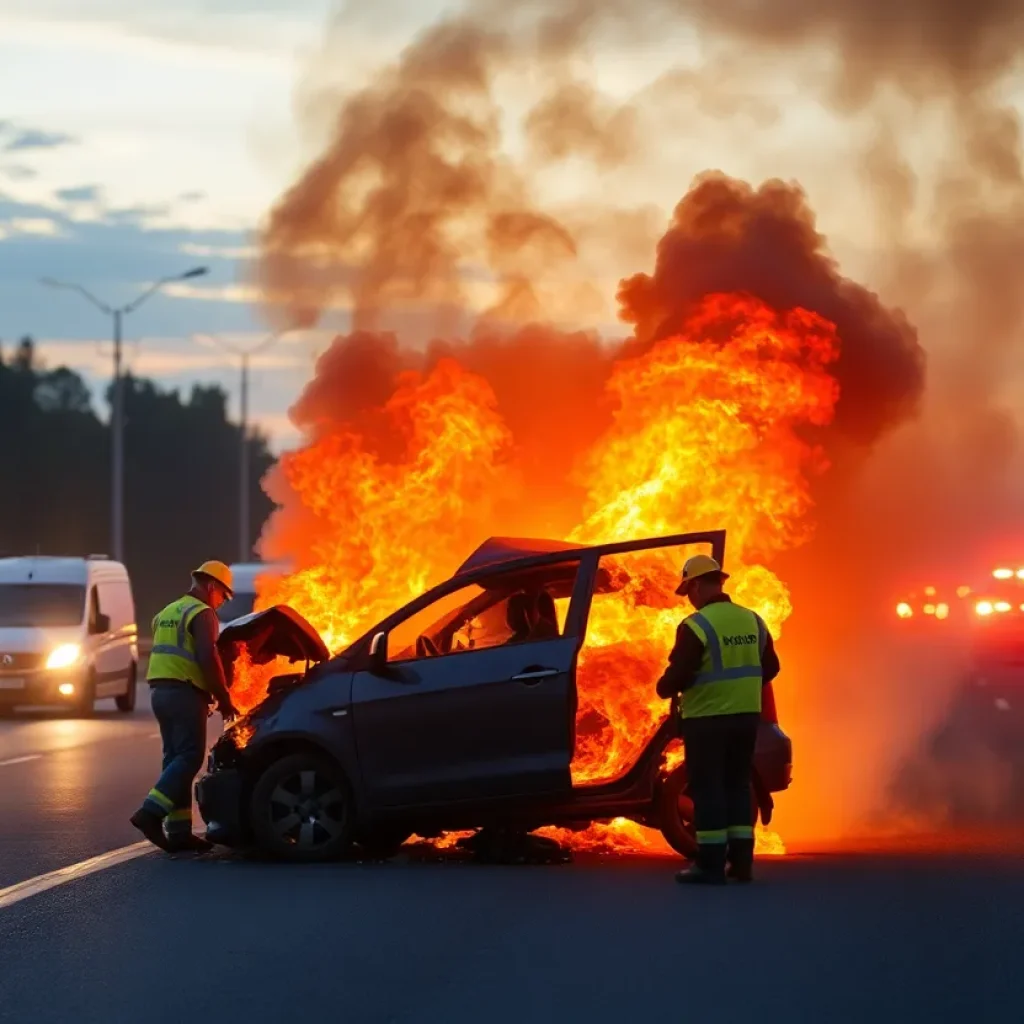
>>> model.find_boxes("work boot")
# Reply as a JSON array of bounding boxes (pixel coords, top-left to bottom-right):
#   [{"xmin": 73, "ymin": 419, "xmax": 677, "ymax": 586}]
[
  {"xmin": 675, "ymin": 844, "xmax": 727, "ymax": 885},
  {"xmin": 130, "ymin": 808, "xmax": 171, "ymax": 851},
  {"xmin": 726, "ymin": 838, "xmax": 755, "ymax": 883},
  {"xmin": 165, "ymin": 833, "xmax": 214, "ymax": 854}
]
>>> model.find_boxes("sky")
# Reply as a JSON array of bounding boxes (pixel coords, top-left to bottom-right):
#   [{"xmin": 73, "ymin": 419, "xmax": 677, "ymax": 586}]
[
  {"xmin": 0, "ymin": 0, "xmax": 363, "ymax": 450},
  {"xmin": 4, "ymin": 1, "xmax": 1021, "ymax": 454}
]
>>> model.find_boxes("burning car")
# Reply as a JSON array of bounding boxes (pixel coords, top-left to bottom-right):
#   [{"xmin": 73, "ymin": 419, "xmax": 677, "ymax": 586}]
[{"xmin": 197, "ymin": 530, "xmax": 792, "ymax": 862}]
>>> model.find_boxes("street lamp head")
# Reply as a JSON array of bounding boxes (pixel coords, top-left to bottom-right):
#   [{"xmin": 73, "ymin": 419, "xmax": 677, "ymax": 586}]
[{"xmin": 181, "ymin": 266, "xmax": 209, "ymax": 280}]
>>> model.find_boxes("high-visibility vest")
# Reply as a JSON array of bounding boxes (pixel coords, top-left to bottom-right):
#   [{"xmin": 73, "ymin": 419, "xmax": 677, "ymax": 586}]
[
  {"xmin": 147, "ymin": 595, "xmax": 210, "ymax": 690},
  {"xmin": 678, "ymin": 600, "xmax": 767, "ymax": 719}
]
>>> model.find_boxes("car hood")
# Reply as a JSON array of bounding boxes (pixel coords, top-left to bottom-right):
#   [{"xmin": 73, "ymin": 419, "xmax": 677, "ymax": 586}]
[{"xmin": 216, "ymin": 605, "xmax": 330, "ymax": 666}]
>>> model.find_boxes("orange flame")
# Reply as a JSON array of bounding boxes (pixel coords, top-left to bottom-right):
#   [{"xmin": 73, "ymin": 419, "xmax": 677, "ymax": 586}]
[{"xmin": 238, "ymin": 292, "xmax": 838, "ymax": 855}]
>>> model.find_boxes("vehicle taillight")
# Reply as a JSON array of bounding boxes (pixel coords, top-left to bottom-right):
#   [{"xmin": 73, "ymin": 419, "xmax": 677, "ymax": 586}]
[{"xmin": 761, "ymin": 680, "xmax": 778, "ymax": 724}]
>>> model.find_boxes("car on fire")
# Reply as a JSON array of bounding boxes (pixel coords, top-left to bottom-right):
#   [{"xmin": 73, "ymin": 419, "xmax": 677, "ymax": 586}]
[{"xmin": 197, "ymin": 530, "xmax": 793, "ymax": 862}]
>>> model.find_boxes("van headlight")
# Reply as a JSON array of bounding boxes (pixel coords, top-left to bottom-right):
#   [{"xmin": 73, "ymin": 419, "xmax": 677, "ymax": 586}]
[{"xmin": 46, "ymin": 643, "xmax": 82, "ymax": 670}]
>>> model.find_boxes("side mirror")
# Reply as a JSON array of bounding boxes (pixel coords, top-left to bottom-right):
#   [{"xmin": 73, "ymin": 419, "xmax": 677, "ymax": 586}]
[
  {"xmin": 93, "ymin": 612, "xmax": 111, "ymax": 635},
  {"xmin": 369, "ymin": 631, "xmax": 388, "ymax": 675}
]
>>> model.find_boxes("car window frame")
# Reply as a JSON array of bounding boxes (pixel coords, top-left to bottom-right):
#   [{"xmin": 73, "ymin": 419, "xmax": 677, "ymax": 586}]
[
  {"xmin": 338, "ymin": 530, "xmax": 726, "ymax": 671},
  {"xmin": 385, "ymin": 559, "xmax": 588, "ymax": 666}
]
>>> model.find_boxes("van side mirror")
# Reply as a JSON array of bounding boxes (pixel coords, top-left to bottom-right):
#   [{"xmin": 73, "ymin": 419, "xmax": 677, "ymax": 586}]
[
  {"xmin": 369, "ymin": 631, "xmax": 388, "ymax": 675},
  {"xmin": 92, "ymin": 612, "xmax": 111, "ymax": 635}
]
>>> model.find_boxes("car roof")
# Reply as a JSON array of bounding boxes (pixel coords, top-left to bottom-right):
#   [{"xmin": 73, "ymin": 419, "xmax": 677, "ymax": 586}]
[
  {"xmin": 453, "ymin": 531, "xmax": 726, "ymax": 578},
  {"xmin": 454, "ymin": 537, "xmax": 587, "ymax": 577}
]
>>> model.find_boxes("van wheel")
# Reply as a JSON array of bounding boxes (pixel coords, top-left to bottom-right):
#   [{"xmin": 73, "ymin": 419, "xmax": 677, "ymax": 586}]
[
  {"xmin": 73, "ymin": 672, "xmax": 97, "ymax": 718},
  {"xmin": 115, "ymin": 663, "xmax": 137, "ymax": 713},
  {"xmin": 249, "ymin": 753, "xmax": 354, "ymax": 863}
]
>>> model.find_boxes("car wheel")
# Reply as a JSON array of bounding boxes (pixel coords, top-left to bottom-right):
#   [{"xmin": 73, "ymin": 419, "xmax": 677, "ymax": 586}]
[
  {"xmin": 658, "ymin": 764, "xmax": 761, "ymax": 860},
  {"xmin": 73, "ymin": 672, "xmax": 97, "ymax": 718},
  {"xmin": 657, "ymin": 764, "xmax": 698, "ymax": 860},
  {"xmin": 249, "ymin": 753, "xmax": 354, "ymax": 863},
  {"xmin": 115, "ymin": 663, "xmax": 137, "ymax": 713},
  {"xmin": 355, "ymin": 828, "xmax": 412, "ymax": 861}
]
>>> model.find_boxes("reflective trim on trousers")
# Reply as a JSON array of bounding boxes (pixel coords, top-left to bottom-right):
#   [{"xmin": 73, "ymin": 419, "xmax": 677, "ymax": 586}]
[
  {"xmin": 727, "ymin": 825, "xmax": 755, "ymax": 840},
  {"xmin": 696, "ymin": 829, "xmax": 729, "ymax": 845},
  {"xmin": 146, "ymin": 788, "xmax": 174, "ymax": 813}
]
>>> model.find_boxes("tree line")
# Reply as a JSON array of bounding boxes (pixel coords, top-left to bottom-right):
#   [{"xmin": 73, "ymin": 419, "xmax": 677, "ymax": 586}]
[{"xmin": 0, "ymin": 336, "xmax": 276, "ymax": 625}]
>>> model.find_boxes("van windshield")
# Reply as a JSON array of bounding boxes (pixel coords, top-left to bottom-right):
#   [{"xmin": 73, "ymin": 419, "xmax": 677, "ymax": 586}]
[{"xmin": 0, "ymin": 584, "xmax": 86, "ymax": 627}]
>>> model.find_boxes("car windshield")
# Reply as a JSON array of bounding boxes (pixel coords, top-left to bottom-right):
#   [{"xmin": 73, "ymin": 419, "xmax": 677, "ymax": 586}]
[
  {"xmin": 0, "ymin": 584, "xmax": 86, "ymax": 627},
  {"xmin": 217, "ymin": 591, "xmax": 256, "ymax": 624}
]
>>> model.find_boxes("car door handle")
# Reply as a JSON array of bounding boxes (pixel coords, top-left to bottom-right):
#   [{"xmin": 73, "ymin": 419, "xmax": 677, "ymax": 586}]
[{"xmin": 511, "ymin": 668, "xmax": 559, "ymax": 682}]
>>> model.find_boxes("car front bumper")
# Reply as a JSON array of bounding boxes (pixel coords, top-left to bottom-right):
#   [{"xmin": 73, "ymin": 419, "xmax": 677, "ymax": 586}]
[{"xmin": 195, "ymin": 768, "xmax": 248, "ymax": 846}]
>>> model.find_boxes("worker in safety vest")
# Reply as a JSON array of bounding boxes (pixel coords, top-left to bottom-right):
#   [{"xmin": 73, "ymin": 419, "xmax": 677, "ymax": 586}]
[
  {"xmin": 655, "ymin": 554, "xmax": 780, "ymax": 885},
  {"xmin": 130, "ymin": 561, "xmax": 237, "ymax": 852}
]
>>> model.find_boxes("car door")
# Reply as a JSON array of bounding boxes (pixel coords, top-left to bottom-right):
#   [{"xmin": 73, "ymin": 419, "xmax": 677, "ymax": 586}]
[{"xmin": 350, "ymin": 560, "xmax": 584, "ymax": 808}]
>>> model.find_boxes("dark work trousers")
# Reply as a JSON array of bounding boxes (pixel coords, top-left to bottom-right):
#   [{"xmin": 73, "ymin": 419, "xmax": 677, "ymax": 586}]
[
  {"xmin": 681, "ymin": 712, "xmax": 760, "ymax": 872},
  {"xmin": 142, "ymin": 681, "xmax": 209, "ymax": 836}
]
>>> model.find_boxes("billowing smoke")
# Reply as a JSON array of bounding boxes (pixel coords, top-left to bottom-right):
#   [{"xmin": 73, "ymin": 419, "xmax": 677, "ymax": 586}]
[{"xmin": 254, "ymin": 0, "xmax": 1024, "ymax": 845}]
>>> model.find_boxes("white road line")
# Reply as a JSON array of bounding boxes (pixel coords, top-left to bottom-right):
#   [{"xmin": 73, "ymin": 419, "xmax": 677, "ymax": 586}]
[
  {"xmin": 0, "ymin": 755, "xmax": 42, "ymax": 767},
  {"xmin": 0, "ymin": 842, "xmax": 154, "ymax": 912}
]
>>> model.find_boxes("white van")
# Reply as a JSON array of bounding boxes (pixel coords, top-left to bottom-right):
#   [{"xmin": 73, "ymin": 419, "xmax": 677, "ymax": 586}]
[
  {"xmin": 0, "ymin": 556, "xmax": 139, "ymax": 714},
  {"xmin": 217, "ymin": 562, "xmax": 289, "ymax": 627}
]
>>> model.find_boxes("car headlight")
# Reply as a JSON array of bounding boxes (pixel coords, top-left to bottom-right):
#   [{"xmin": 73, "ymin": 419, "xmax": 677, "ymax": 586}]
[{"xmin": 46, "ymin": 643, "xmax": 82, "ymax": 670}]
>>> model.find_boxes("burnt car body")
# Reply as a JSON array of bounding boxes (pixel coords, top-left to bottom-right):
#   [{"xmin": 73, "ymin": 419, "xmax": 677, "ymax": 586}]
[{"xmin": 197, "ymin": 530, "xmax": 793, "ymax": 862}]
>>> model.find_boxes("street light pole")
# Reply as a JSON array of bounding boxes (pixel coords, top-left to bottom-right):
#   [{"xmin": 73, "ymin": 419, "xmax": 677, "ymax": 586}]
[
  {"xmin": 239, "ymin": 350, "xmax": 251, "ymax": 564},
  {"xmin": 112, "ymin": 308, "xmax": 123, "ymax": 562},
  {"xmin": 193, "ymin": 331, "xmax": 283, "ymax": 562},
  {"xmin": 41, "ymin": 266, "xmax": 209, "ymax": 563}
]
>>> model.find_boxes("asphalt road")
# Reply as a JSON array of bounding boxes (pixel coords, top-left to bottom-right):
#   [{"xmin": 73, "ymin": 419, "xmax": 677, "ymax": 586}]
[
  {"xmin": 0, "ymin": 683, "xmax": 220, "ymax": 888},
  {"xmin": 1, "ymin": 689, "xmax": 1023, "ymax": 1023}
]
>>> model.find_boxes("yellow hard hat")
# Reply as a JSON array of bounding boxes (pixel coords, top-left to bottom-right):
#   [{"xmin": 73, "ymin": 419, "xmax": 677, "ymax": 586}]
[
  {"xmin": 193, "ymin": 560, "xmax": 234, "ymax": 596},
  {"xmin": 675, "ymin": 554, "xmax": 728, "ymax": 595}
]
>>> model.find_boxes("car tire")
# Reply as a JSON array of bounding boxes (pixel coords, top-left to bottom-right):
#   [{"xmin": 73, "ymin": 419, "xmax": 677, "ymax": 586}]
[
  {"xmin": 354, "ymin": 828, "xmax": 412, "ymax": 861},
  {"xmin": 115, "ymin": 662, "xmax": 137, "ymax": 713},
  {"xmin": 658, "ymin": 764, "xmax": 761, "ymax": 860},
  {"xmin": 657, "ymin": 764, "xmax": 698, "ymax": 860},
  {"xmin": 249, "ymin": 752, "xmax": 354, "ymax": 863},
  {"xmin": 73, "ymin": 671, "xmax": 97, "ymax": 718}
]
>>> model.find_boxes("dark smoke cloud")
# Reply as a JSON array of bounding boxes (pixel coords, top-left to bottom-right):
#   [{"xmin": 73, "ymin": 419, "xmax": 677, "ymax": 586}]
[{"xmin": 617, "ymin": 173, "xmax": 925, "ymax": 446}]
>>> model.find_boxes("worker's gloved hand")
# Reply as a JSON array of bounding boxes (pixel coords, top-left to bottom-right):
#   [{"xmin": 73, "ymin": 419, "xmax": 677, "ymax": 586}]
[{"xmin": 218, "ymin": 698, "xmax": 237, "ymax": 722}]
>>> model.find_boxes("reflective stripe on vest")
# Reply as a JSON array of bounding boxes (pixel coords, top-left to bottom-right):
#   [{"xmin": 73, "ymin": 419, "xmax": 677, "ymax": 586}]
[
  {"xmin": 147, "ymin": 596, "xmax": 209, "ymax": 689},
  {"xmin": 678, "ymin": 601, "xmax": 765, "ymax": 719}
]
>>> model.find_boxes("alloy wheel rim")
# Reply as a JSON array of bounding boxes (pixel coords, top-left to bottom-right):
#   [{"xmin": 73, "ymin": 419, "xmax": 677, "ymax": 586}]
[{"xmin": 269, "ymin": 768, "xmax": 345, "ymax": 848}]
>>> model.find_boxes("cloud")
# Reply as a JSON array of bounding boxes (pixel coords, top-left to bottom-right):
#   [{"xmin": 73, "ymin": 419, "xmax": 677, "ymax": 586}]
[
  {"xmin": 0, "ymin": 164, "xmax": 37, "ymax": 181},
  {"xmin": 2, "ymin": 127, "xmax": 78, "ymax": 152},
  {"xmin": 0, "ymin": 216, "xmax": 65, "ymax": 240},
  {"xmin": 56, "ymin": 184, "xmax": 103, "ymax": 203}
]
